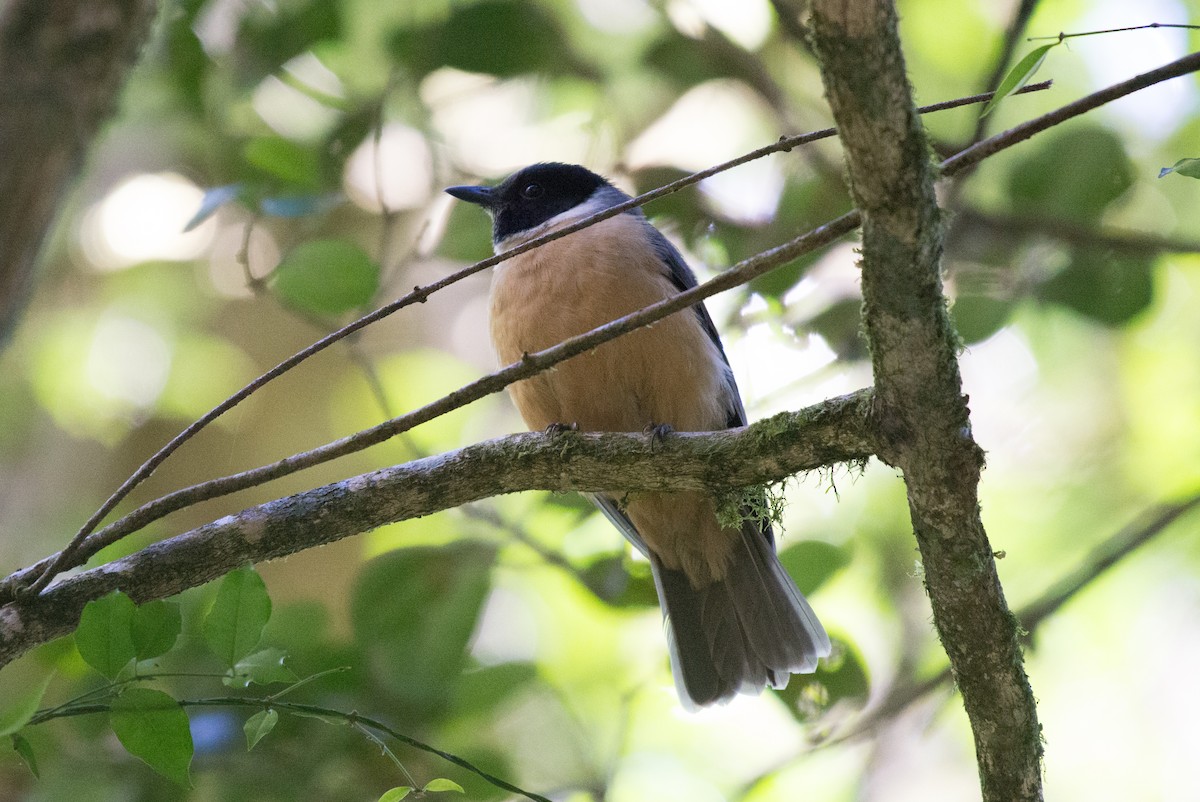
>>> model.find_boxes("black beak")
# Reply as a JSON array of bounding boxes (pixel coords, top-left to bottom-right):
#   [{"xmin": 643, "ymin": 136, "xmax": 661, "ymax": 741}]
[{"xmin": 445, "ymin": 184, "xmax": 496, "ymax": 208}]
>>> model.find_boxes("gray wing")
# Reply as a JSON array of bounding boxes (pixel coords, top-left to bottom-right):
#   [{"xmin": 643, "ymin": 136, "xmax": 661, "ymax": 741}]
[
  {"xmin": 639, "ymin": 219, "xmax": 776, "ymax": 549},
  {"xmin": 585, "ymin": 493, "xmax": 649, "ymax": 558},
  {"xmin": 640, "ymin": 221, "xmax": 747, "ymax": 429}
]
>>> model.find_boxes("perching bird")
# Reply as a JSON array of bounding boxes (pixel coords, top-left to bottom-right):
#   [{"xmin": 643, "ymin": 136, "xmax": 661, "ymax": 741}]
[{"xmin": 446, "ymin": 163, "xmax": 830, "ymax": 708}]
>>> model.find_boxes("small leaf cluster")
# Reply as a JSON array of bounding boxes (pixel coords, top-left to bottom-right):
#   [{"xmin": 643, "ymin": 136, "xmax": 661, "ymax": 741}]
[
  {"xmin": 4, "ymin": 552, "xmax": 510, "ymax": 798},
  {"xmin": 72, "ymin": 566, "xmax": 285, "ymax": 787},
  {"xmin": 4, "ymin": 567, "xmax": 296, "ymax": 788}
]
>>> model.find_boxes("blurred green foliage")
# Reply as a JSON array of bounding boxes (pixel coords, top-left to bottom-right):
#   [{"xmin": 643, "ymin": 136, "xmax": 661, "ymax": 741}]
[{"xmin": 2, "ymin": 0, "xmax": 1200, "ymax": 800}]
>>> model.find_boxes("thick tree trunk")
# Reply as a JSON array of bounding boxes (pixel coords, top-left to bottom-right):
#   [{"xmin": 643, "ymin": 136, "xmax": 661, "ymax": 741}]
[
  {"xmin": 0, "ymin": 0, "xmax": 158, "ymax": 343},
  {"xmin": 809, "ymin": 2, "xmax": 1044, "ymax": 800}
]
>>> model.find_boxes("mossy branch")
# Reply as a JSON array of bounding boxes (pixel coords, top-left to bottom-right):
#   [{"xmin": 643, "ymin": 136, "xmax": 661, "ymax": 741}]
[{"xmin": 0, "ymin": 390, "xmax": 875, "ymax": 670}]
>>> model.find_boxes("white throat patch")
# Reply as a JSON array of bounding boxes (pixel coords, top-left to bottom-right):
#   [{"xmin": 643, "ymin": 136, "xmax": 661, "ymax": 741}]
[{"xmin": 493, "ymin": 193, "xmax": 620, "ymax": 254}]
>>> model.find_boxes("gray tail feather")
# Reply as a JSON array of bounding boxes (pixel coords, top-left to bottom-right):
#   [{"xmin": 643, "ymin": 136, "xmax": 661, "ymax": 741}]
[{"xmin": 650, "ymin": 522, "xmax": 832, "ymax": 709}]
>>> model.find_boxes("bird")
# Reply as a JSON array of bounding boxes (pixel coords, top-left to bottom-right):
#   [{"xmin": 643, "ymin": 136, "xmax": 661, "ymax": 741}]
[{"xmin": 446, "ymin": 162, "xmax": 830, "ymax": 708}]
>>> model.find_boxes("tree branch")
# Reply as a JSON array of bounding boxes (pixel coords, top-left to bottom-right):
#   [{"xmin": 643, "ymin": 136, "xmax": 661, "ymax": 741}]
[
  {"xmin": 0, "ymin": 391, "xmax": 875, "ymax": 669},
  {"xmin": 952, "ymin": 207, "xmax": 1200, "ymax": 256},
  {"xmin": 810, "ymin": 2, "xmax": 1041, "ymax": 800}
]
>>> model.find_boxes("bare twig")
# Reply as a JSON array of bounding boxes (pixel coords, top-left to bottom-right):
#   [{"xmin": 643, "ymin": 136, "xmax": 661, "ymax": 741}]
[
  {"xmin": 0, "ymin": 215, "xmax": 860, "ymax": 595},
  {"xmin": 970, "ymin": 0, "xmax": 1041, "ymax": 144},
  {"xmin": 941, "ymin": 50, "xmax": 1200, "ymax": 175},
  {"xmin": 1019, "ymin": 495, "xmax": 1200, "ymax": 629},
  {"xmin": 1029, "ymin": 23, "xmax": 1200, "ymax": 42}
]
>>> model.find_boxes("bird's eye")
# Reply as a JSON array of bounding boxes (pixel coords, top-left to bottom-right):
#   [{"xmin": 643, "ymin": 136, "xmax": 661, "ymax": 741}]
[{"xmin": 521, "ymin": 183, "xmax": 543, "ymax": 199}]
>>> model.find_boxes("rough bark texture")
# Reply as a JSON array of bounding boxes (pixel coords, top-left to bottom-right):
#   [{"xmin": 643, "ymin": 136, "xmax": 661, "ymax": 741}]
[
  {"xmin": 0, "ymin": 391, "xmax": 875, "ymax": 668},
  {"xmin": 0, "ymin": 0, "xmax": 157, "ymax": 343},
  {"xmin": 809, "ymin": 2, "xmax": 1043, "ymax": 801}
]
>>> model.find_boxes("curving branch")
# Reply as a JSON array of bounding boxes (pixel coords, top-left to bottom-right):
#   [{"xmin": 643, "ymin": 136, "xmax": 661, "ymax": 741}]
[{"xmin": 0, "ymin": 391, "xmax": 876, "ymax": 669}]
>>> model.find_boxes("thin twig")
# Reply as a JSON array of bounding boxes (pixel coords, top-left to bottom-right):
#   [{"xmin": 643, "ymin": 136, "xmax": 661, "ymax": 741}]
[
  {"xmin": 461, "ymin": 504, "xmax": 597, "ymax": 590},
  {"xmin": 4, "ymin": 213, "xmax": 863, "ymax": 588},
  {"xmin": 941, "ymin": 50, "xmax": 1200, "ymax": 175},
  {"xmin": 353, "ymin": 720, "xmax": 418, "ymax": 787},
  {"xmin": 14, "ymin": 80, "xmax": 1055, "ymax": 598},
  {"xmin": 970, "ymin": 0, "xmax": 1041, "ymax": 144},
  {"xmin": 29, "ymin": 696, "xmax": 551, "ymax": 802},
  {"xmin": 1029, "ymin": 23, "xmax": 1200, "ymax": 42},
  {"xmin": 6, "ymin": 46, "xmax": 1186, "ymax": 594},
  {"xmin": 827, "ymin": 494, "xmax": 1200, "ymax": 745}
]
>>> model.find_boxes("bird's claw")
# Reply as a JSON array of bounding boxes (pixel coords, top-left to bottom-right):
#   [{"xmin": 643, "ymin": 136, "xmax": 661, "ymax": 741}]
[{"xmin": 645, "ymin": 422, "xmax": 674, "ymax": 449}]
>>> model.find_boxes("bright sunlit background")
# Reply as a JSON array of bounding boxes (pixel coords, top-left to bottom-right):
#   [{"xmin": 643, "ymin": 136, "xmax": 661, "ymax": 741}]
[{"xmin": 1, "ymin": 0, "xmax": 1199, "ymax": 800}]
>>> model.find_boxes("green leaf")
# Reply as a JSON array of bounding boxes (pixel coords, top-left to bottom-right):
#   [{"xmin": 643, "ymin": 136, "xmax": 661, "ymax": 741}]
[
  {"xmin": 243, "ymin": 136, "xmax": 322, "ymax": 189},
  {"xmin": 779, "ymin": 541, "xmax": 851, "ymax": 596},
  {"xmin": 204, "ymin": 567, "xmax": 272, "ymax": 668},
  {"xmin": 237, "ymin": 0, "xmax": 342, "ymax": 84},
  {"xmin": 12, "ymin": 733, "xmax": 38, "ymax": 777},
  {"xmin": 244, "ymin": 709, "xmax": 278, "ymax": 750},
  {"xmin": 951, "ymin": 295, "xmax": 1014, "ymax": 344},
  {"xmin": 270, "ymin": 239, "xmax": 380, "ymax": 316},
  {"xmin": 351, "ymin": 543, "xmax": 496, "ymax": 709},
  {"xmin": 390, "ymin": 1, "xmax": 593, "ymax": 79},
  {"xmin": 166, "ymin": 0, "xmax": 208, "ymax": 113},
  {"xmin": 807, "ymin": 298, "xmax": 868, "ymax": 361},
  {"xmin": 981, "ymin": 43, "xmax": 1057, "ymax": 117},
  {"xmin": 131, "ymin": 600, "xmax": 182, "ymax": 661},
  {"xmin": 438, "ymin": 198, "xmax": 495, "ymax": 263},
  {"xmin": 224, "ymin": 647, "xmax": 297, "ymax": 688},
  {"xmin": 581, "ymin": 556, "xmax": 658, "ymax": 608},
  {"xmin": 1040, "ymin": 247, "xmax": 1155, "ymax": 326},
  {"xmin": 76, "ymin": 592, "xmax": 137, "ymax": 679},
  {"xmin": 378, "ymin": 787, "xmax": 413, "ymax": 802},
  {"xmin": 423, "ymin": 778, "xmax": 465, "ymax": 793},
  {"xmin": 184, "ymin": 184, "xmax": 242, "ymax": 232},
  {"xmin": 1159, "ymin": 157, "xmax": 1200, "ymax": 179},
  {"xmin": 773, "ymin": 636, "xmax": 870, "ymax": 721},
  {"xmin": 1007, "ymin": 126, "xmax": 1134, "ymax": 223},
  {"xmin": 454, "ymin": 663, "xmax": 537, "ymax": 713},
  {"xmin": 110, "ymin": 688, "xmax": 193, "ymax": 788},
  {"xmin": 0, "ymin": 672, "xmax": 54, "ymax": 737}
]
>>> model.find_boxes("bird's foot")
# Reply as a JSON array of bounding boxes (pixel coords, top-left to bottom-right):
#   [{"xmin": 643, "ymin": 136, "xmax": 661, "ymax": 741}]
[
  {"xmin": 644, "ymin": 422, "xmax": 674, "ymax": 450},
  {"xmin": 545, "ymin": 421, "xmax": 579, "ymax": 435}
]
